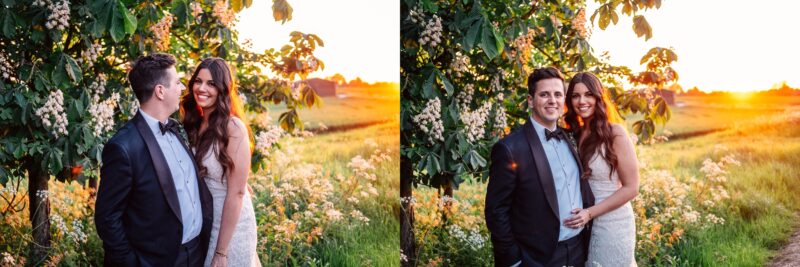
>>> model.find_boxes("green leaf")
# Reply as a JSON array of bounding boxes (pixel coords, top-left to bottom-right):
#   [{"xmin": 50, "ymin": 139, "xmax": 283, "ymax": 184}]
[
  {"xmin": 63, "ymin": 55, "xmax": 82, "ymax": 84},
  {"xmin": 464, "ymin": 19, "xmax": 481, "ymax": 52},
  {"xmin": 426, "ymin": 154, "xmax": 440, "ymax": 175},
  {"xmin": 438, "ymin": 72, "xmax": 454, "ymax": 96},
  {"xmin": 2, "ymin": 9, "xmax": 16, "ymax": 38},
  {"xmin": 479, "ymin": 23, "xmax": 500, "ymax": 59},
  {"xmin": 467, "ymin": 150, "xmax": 486, "ymax": 169},
  {"xmin": 422, "ymin": 71, "xmax": 436, "ymax": 99},
  {"xmin": 632, "ymin": 15, "xmax": 653, "ymax": 40},
  {"xmin": 120, "ymin": 2, "xmax": 137, "ymax": 34}
]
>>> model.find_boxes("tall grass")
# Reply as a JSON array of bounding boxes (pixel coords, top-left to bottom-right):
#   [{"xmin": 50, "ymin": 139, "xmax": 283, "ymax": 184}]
[
  {"xmin": 644, "ymin": 110, "xmax": 800, "ymax": 266},
  {"xmin": 290, "ymin": 122, "xmax": 400, "ymax": 266}
]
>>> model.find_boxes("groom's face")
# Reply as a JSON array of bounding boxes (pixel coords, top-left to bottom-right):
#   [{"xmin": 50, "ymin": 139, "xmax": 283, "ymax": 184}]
[
  {"xmin": 528, "ymin": 78, "xmax": 565, "ymax": 127},
  {"xmin": 160, "ymin": 66, "xmax": 185, "ymax": 113}
]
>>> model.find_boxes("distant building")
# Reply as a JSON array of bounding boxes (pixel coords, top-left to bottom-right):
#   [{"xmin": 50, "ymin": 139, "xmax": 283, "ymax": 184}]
[{"xmin": 306, "ymin": 78, "xmax": 337, "ymax": 97}]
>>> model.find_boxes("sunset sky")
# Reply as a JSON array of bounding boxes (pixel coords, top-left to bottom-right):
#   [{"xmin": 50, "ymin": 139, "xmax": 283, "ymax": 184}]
[
  {"xmin": 587, "ymin": 0, "xmax": 800, "ymax": 92},
  {"xmin": 236, "ymin": 0, "xmax": 399, "ymax": 84}
]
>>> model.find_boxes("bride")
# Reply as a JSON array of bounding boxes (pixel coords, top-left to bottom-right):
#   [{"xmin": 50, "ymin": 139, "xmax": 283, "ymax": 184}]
[
  {"xmin": 181, "ymin": 58, "xmax": 261, "ymax": 267},
  {"xmin": 562, "ymin": 72, "xmax": 639, "ymax": 266}
]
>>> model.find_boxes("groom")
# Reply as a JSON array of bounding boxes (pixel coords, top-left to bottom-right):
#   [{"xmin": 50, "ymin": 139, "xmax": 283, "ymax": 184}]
[
  {"xmin": 485, "ymin": 67, "xmax": 595, "ymax": 267},
  {"xmin": 95, "ymin": 53, "xmax": 212, "ymax": 266}
]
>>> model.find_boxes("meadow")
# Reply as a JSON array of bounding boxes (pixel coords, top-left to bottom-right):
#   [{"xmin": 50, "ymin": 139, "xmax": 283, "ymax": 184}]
[
  {"xmin": 412, "ymin": 95, "xmax": 800, "ymax": 266},
  {"xmin": 269, "ymin": 84, "xmax": 400, "ymax": 130},
  {"xmin": 0, "ymin": 91, "xmax": 400, "ymax": 266}
]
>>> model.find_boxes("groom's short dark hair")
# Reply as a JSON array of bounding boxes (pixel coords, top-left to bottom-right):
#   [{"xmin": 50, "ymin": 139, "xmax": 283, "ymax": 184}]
[
  {"xmin": 128, "ymin": 53, "xmax": 177, "ymax": 104},
  {"xmin": 527, "ymin": 67, "xmax": 565, "ymax": 95}
]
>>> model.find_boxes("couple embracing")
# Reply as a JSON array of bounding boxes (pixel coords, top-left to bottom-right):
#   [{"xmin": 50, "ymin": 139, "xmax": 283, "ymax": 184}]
[
  {"xmin": 486, "ymin": 67, "xmax": 640, "ymax": 267},
  {"xmin": 94, "ymin": 53, "xmax": 260, "ymax": 267}
]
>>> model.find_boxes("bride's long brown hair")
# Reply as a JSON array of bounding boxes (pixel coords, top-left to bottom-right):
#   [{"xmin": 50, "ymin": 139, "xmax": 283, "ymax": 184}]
[
  {"xmin": 564, "ymin": 72, "xmax": 622, "ymax": 179},
  {"xmin": 181, "ymin": 58, "xmax": 252, "ymax": 181}
]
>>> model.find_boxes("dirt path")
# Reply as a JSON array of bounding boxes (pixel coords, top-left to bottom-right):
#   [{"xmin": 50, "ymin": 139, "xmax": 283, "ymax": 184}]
[{"xmin": 768, "ymin": 226, "xmax": 800, "ymax": 267}]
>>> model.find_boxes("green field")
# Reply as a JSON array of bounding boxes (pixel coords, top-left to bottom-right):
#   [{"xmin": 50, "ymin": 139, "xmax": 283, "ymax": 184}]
[
  {"xmin": 638, "ymin": 98, "xmax": 800, "ymax": 265},
  {"xmin": 282, "ymin": 93, "xmax": 400, "ymax": 265},
  {"xmin": 269, "ymin": 85, "xmax": 400, "ymax": 130},
  {"xmin": 625, "ymin": 95, "xmax": 800, "ymax": 135}
]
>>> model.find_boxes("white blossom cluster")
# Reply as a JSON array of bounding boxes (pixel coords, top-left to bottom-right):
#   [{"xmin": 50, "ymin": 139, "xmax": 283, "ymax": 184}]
[
  {"xmin": 68, "ymin": 219, "xmax": 88, "ymax": 244},
  {"xmin": 255, "ymin": 125, "xmax": 284, "ymax": 157},
  {"xmin": 407, "ymin": 6, "xmax": 424, "ymax": 24},
  {"xmin": 212, "ymin": 0, "xmax": 235, "ymax": 27},
  {"xmin": 456, "ymin": 84, "xmax": 474, "ymax": 112},
  {"xmin": 35, "ymin": 0, "xmax": 70, "ymax": 31},
  {"xmin": 129, "ymin": 97, "xmax": 139, "ymax": 115},
  {"xmin": 448, "ymin": 224, "xmax": 486, "ymax": 250},
  {"xmin": 1, "ymin": 252, "xmax": 15, "ymax": 266},
  {"xmin": 190, "ymin": 2, "xmax": 203, "ymax": 22},
  {"xmin": 51, "ymin": 214, "xmax": 69, "ymax": 236},
  {"xmin": 493, "ymin": 101, "xmax": 508, "ymax": 134},
  {"xmin": 451, "ymin": 51, "xmax": 471, "ymax": 77},
  {"xmin": 419, "ymin": 15, "xmax": 443, "ymax": 47},
  {"xmin": 35, "ymin": 90, "xmax": 68, "ymax": 138},
  {"xmin": 79, "ymin": 43, "xmax": 102, "ymax": 67},
  {"xmin": 150, "ymin": 13, "xmax": 174, "ymax": 51},
  {"xmin": 460, "ymin": 102, "xmax": 491, "ymax": 143},
  {"xmin": 35, "ymin": 189, "xmax": 50, "ymax": 199},
  {"xmin": 572, "ymin": 8, "xmax": 589, "ymax": 39},
  {"xmin": 347, "ymin": 155, "xmax": 376, "ymax": 181},
  {"xmin": 0, "ymin": 52, "xmax": 16, "ymax": 82},
  {"xmin": 412, "ymin": 97, "xmax": 444, "ymax": 144},
  {"xmin": 88, "ymin": 92, "xmax": 120, "ymax": 137},
  {"xmin": 350, "ymin": 210, "xmax": 369, "ymax": 224}
]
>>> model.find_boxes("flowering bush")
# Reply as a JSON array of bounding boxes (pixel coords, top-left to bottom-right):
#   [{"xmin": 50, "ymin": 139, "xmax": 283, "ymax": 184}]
[
  {"xmin": 411, "ymin": 182, "xmax": 493, "ymax": 266},
  {"xmin": 251, "ymin": 136, "xmax": 388, "ymax": 264},
  {"xmin": 0, "ymin": 179, "xmax": 102, "ymax": 266}
]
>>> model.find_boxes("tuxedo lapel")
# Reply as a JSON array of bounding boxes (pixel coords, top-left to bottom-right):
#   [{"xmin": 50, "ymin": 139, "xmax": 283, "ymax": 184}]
[
  {"xmin": 133, "ymin": 113, "xmax": 183, "ymax": 223},
  {"xmin": 523, "ymin": 120, "xmax": 559, "ymax": 218}
]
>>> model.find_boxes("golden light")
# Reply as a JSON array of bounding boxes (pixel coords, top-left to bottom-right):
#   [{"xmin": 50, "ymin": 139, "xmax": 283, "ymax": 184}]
[
  {"xmin": 587, "ymin": 0, "xmax": 800, "ymax": 93},
  {"xmin": 236, "ymin": 0, "xmax": 399, "ymax": 83}
]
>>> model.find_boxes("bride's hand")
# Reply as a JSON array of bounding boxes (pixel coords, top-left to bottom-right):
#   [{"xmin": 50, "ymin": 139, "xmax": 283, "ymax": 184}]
[
  {"xmin": 210, "ymin": 253, "xmax": 228, "ymax": 267},
  {"xmin": 563, "ymin": 208, "xmax": 592, "ymax": 229}
]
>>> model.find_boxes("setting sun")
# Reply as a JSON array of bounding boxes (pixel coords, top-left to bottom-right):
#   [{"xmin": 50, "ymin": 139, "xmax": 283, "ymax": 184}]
[
  {"xmin": 587, "ymin": 0, "xmax": 800, "ymax": 93},
  {"xmin": 236, "ymin": 0, "xmax": 399, "ymax": 83}
]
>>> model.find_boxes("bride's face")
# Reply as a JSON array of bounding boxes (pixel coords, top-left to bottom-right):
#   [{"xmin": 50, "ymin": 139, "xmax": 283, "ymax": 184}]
[
  {"xmin": 570, "ymin": 82, "xmax": 596, "ymax": 119},
  {"xmin": 192, "ymin": 68, "xmax": 219, "ymax": 112}
]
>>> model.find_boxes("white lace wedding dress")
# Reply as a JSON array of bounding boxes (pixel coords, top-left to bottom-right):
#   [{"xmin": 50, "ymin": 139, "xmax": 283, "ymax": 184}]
[
  {"xmin": 586, "ymin": 148, "xmax": 637, "ymax": 267},
  {"xmin": 200, "ymin": 145, "xmax": 261, "ymax": 267}
]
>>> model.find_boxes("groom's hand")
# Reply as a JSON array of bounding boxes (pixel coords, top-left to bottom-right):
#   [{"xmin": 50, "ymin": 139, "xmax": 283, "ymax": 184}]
[{"xmin": 564, "ymin": 208, "xmax": 591, "ymax": 229}]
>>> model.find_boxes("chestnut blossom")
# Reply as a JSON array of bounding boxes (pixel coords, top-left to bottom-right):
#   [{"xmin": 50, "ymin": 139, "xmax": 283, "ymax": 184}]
[
  {"xmin": 419, "ymin": 15, "xmax": 442, "ymax": 47},
  {"xmin": 413, "ymin": 97, "xmax": 444, "ymax": 144},
  {"xmin": 150, "ymin": 13, "xmax": 174, "ymax": 51},
  {"xmin": 212, "ymin": 0, "xmax": 235, "ymax": 27},
  {"xmin": 190, "ymin": 2, "xmax": 203, "ymax": 22},
  {"xmin": 460, "ymin": 102, "xmax": 491, "ymax": 144},
  {"xmin": 35, "ymin": 90, "xmax": 68, "ymax": 138}
]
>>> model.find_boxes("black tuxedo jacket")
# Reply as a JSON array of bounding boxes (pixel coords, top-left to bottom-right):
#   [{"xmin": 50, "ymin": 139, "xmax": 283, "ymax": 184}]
[
  {"xmin": 94, "ymin": 112, "xmax": 212, "ymax": 267},
  {"xmin": 485, "ymin": 119, "xmax": 595, "ymax": 267}
]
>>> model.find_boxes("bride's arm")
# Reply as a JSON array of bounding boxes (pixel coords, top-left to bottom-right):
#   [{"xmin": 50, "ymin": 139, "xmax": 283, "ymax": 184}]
[
  {"xmin": 565, "ymin": 124, "xmax": 639, "ymax": 228},
  {"xmin": 211, "ymin": 119, "xmax": 252, "ymax": 261}
]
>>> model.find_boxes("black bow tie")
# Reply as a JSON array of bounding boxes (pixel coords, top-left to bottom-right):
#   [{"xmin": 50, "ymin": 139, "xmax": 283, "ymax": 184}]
[
  {"xmin": 545, "ymin": 128, "xmax": 564, "ymax": 141},
  {"xmin": 159, "ymin": 120, "xmax": 180, "ymax": 135}
]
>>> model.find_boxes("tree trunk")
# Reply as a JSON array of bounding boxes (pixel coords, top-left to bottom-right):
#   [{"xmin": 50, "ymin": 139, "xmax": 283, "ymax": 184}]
[
  {"xmin": 27, "ymin": 165, "xmax": 51, "ymax": 265},
  {"xmin": 400, "ymin": 157, "xmax": 416, "ymax": 267},
  {"xmin": 439, "ymin": 176, "xmax": 454, "ymax": 224}
]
